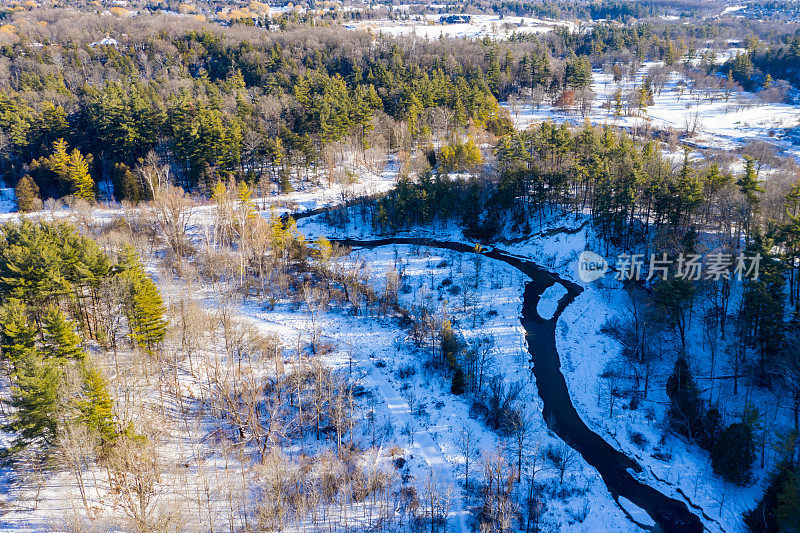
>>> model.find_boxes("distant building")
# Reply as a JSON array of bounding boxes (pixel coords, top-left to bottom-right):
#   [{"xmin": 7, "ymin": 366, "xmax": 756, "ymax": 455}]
[
  {"xmin": 90, "ymin": 36, "xmax": 119, "ymax": 47},
  {"xmin": 439, "ymin": 14, "xmax": 471, "ymax": 24}
]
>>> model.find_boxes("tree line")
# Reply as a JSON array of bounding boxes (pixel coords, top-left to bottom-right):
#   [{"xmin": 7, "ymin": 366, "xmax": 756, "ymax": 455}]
[
  {"xmin": 5, "ymin": 5, "xmax": 796, "ymax": 208},
  {"xmin": 0, "ymin": 218, "xmax": 169, "ymax": 519}
]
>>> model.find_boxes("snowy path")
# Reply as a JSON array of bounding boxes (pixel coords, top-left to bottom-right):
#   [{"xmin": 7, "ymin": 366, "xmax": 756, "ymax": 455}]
[
  {"xmin": 362, "ymin": 368, "xmax": 467, "ymax": 533},
  {"xmin": 225, "ymin": 302, "xmax": 467, "ymax": 532}
]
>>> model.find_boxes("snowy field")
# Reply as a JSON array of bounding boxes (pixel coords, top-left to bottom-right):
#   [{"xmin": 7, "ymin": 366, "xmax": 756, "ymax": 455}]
[
  {"xmin": 503, "ymin": 63, "xmax": 800, "ymax": 158},
  {"xmin": 0, "ymin": 152, "xmax": 398, "ymax": 227},
  {"xmin": 0, "ymin": 218, "xmax": 636, "ymax": 532},
  {"xmin": 345, "ymin": 14, "xmax": 574, "ymax": 40},
  {"xmin": 238, "ymin": 239, "xmax": 638, "ymax": 532}
]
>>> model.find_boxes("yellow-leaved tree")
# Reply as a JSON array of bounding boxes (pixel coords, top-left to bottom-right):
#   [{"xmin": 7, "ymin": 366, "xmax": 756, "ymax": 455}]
[{"xmin": 48, "ymin": 139, "xmax": 95, "ymax": 202}]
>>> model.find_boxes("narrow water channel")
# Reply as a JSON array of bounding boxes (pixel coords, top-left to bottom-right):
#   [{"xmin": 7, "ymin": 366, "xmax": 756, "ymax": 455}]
[{"xmin": 333, "ymin": 237, "xmax": 703, "ymax": 533}]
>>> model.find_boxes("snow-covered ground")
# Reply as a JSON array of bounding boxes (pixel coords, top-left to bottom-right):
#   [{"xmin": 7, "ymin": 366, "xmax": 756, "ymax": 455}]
[
  {"xmin": 504, "ymin": 62, "xmax": 800, "ymax": 158},
  {"xmin": 345, "ymin": 14, "xmax": 575, "ymax": 40},
  {"xmin": 295, "ymin": 242, "xmax": 637, "ymax": 531},
  {"xmin": 0, "ymin": 153, "xmax": 398, "ymax": 227},
  {"xmin": 0, "ymin": 187, "xmax": 14, "ymax": 214},
  {"xmin": 536, "ymin": 282, "xmax": 568, "ymax": 320},
  {"xmin": 260, "ymin": 156, "xmax": 399, "ymax": 216},
  {"xmin": 297, "ymin": 202, "xmax": 792, "ymax": 532},
  {"xmin": 501, "ymin": 217, "xmax": 783, "ymax": 533}
]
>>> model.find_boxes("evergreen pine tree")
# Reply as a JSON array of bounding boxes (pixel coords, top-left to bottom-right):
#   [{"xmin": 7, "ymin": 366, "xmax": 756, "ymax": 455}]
[
  {"xmin": 745, "ymin": 462, "xmax": 799, "ymax": 532},
  {"xmin": 738, "ymin": 156, "xmax": 763, "ymax": 239},
  {"xmin": 0, "ymin": 299, "xmax": 37, "ymax": 364},
  {"xmin": 673, "ymin": 149, "xmax": 703, "ymax": 225},
  {"xmin": 712, "ymin": 422, "xmax": 756, "ymax": 485},
  {"xmin": 14, "ymin": 175, "xmax": 40, "ymax": 213},
  {"xmin": 776, "ymin": 466, "xmax": 800, "ymax": 530},
  {"xmin": 654, "ymin": 277, "xmax": 696, "ymax": 350},
  {"xmin": 486, "ymin": 49, "xmax": 502, "ymax": 96},
  {"xmin": 5, "ymin": 353, "xmax": 61, "ymax": 448},
  {"xmin": 451, "ymin": 367, "xmax": 466, "ymax": 395},
  {"xmin": 701, "ymin": 163, "xmax": 731, "ymax": 197},
  {"xmin": 43, "ymin": 307, "xmax": 84, "ymax": 360},
  {"xmin": 67, "ymin": 148, "xmax": 95, "ymax": 201},
  {"xmin": 666, "ymin": 357, "xmax": 702, "ymax": 438},
  {"xmin": 118, "ymin": 247, "xmax": 168, "ymax": 353},
  {"xmin": 48, "ymin": 138, "xmax": 70, "ymax": 181},
  {"xmin": 78, "ymin": 362, "xmax": 117, "ymax": 446},
  {"xmin": 112, "ymin": 162, "xmax": 142, "ymax": 203},
  {"xmin": 738, "ymin": 156, "xmax": 763, "ymax": 206},
  {"xmin": 741, "ymin": 233, "xmax": 785, "ymax": 378},
  {"xmin": 440, "ymin": 319, "xmax": 458, "ymax": 369}
]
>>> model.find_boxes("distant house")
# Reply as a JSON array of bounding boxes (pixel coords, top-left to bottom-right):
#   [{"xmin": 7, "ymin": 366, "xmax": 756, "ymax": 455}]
[
  {"xmin": 90, "ymin": 36, "xmax": 119, "ymax": 47},
  {"xmin": 439, "ymin": 14, "xmax": 471, "ymax": 24}
]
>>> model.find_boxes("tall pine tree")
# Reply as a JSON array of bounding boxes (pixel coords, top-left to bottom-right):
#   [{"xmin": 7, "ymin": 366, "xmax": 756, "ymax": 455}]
[{"xmin": 118, "ymin": 247, "xmax": 168, "ymax": 353}]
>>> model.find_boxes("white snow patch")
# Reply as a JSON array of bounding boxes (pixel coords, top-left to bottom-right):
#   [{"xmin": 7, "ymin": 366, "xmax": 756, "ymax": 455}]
[
  {"xmin": 537, "ymin": 282, "xmax": 567, "ymax": 320},
  {"xmin": 345, "ymin": 14, "xmax": 575, "ymax": 41},
  {"xmin": 617, "ymin": 496, "xmax": 656, "ymax": 527},
  {"xmin": 0, "ymin": 187, "xmax": 14, "ymax": 213}
]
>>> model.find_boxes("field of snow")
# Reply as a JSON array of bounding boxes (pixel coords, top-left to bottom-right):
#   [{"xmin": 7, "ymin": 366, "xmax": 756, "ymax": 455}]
[
  {"xmin": 312, "ymin": 243, "xmax": 637, "ymax": 531},
  {"xmin": 504, "ymin": 62, "xmax": 800, "ymax": 158},
  {"xmin": 0, "ymin": 152, "xmax": 398, "ymax": 229},
  {"xmin": 345, "ymin": 14, "xmax": 574, "ymax": 40},
  {"xmin": 181, "ymin": 229, "xmax": 640, "ymax": 531},
  {"xmin": 261, "ymin": 155, "xmax": 399, "ymax": 216}
]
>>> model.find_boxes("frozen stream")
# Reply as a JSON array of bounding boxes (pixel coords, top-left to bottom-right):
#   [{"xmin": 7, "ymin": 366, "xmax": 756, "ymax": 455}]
[{"xmin": 332, "ymin": 237, "xmax": 703, "ymax": 533}]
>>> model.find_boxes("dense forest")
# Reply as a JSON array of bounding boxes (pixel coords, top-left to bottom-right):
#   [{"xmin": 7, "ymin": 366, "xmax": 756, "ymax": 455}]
[{"xmin": 0, "ymin": 2, "xmax": 796, "ymax": 206}]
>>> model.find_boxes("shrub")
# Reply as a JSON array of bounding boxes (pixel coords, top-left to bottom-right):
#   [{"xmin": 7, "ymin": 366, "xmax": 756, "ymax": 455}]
[
  {"xmin": 699, "ymin": 407, "xmax": 723, "ymax": 451},
  {"xmin": 438, "ymin": 137, "xmax": 482, "ymax": 173},
  {"xmin": 395, "ymin": 364, "xmax": 416, "ymax": 379}
]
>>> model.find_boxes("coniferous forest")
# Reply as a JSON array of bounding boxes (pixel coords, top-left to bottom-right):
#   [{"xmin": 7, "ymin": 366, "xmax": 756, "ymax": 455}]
[{"xmin": 0, "ymin": 0, "xmax": 799, "ymax": 531}]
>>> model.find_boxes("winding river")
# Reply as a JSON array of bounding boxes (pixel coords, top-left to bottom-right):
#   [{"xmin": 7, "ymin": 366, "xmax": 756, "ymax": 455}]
[{"xmin": 332, "ymin": 236, "xmax": 703, "ymax": 533}]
